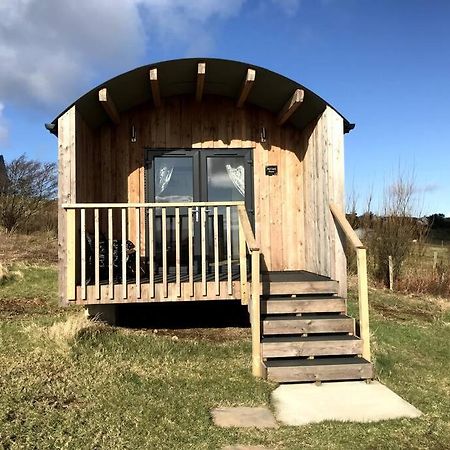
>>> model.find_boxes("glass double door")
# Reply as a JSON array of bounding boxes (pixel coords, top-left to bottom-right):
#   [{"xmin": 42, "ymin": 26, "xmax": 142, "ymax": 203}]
[{"xmin": 145, "ymin": 149, "xmax": 253, "ymax": 275}]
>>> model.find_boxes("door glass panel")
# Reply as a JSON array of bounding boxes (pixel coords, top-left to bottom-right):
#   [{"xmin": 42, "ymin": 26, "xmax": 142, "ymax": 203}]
[
  {"xmin": 154, "ymin": 156, "xmax": 193, "ymax": 203},
  {"xmin": 206, "ymin": 156, "xmax": 246, "ymax": 266},
  {"xmin": 206, "ymin": 156, "xmax": 245, "ymax": 202},
  {"xmin": 153, "ymin": 156, "xmax": 193, "ymax": 273}
]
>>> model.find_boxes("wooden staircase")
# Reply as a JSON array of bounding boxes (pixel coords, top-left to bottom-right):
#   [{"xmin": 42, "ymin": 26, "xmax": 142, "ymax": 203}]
[{"xmin": 259, "ymin": 272, "xmax": 373, "ymax": 383}]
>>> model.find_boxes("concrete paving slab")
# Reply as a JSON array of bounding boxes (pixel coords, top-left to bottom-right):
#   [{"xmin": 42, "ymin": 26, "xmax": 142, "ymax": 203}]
[
  {"xmin": 272, "ymin": 381, "xmax": 422, "ymax": 426},
  {"xmin": 211, "ymin": 407, "xmax": 278, "ymax": 428}
]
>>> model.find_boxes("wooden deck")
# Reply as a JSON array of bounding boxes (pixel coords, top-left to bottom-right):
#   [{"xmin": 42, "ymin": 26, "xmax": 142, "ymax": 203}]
[{"xmin": 71, "ymin": 270, "xmax": 337, "ymax": 305}]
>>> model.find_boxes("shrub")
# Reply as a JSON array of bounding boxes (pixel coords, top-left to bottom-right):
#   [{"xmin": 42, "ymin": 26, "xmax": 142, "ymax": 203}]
[{"xmin": 348, "ymin": 174, "xmax": 429, "ymax": 287}]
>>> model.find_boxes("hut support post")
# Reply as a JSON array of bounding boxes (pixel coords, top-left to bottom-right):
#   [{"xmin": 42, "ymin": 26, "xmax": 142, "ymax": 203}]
[
  {"xmin": 251, "ymin": 249, "xmax": 263, "ymax": 377},
  {"xmin": 58, "ymin": 106, "xmax": 77, "ymax": 306},
  {"xmin": 66, "ymin": 208, "xmax": 76, "ymax": 301},
  {"xmin": 357, "ymin": 247, "xmax": 371, "ymax": 361}
]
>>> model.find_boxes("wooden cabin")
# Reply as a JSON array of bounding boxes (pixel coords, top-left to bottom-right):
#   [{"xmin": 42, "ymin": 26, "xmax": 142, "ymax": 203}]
[{"xmin": 50, "ymin": 58, "xmax": 372, "ymax": 383}]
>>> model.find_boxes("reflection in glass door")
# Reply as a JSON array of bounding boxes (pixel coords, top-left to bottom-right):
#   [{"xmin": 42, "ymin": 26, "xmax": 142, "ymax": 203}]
[{"xmin": 154, "ymin": 157, "xmax": 194, "ymax": 203}]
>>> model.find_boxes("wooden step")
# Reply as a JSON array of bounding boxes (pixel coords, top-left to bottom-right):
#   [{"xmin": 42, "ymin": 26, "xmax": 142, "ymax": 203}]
[
  {"xmin": 262, "ymin": 335, "xmax": 363, "ymax": 358},
  {"xmin": 263, "ymin": 280, "xmax": 339, "ymax": 296},
  {"xmin": 265, "ymin": 357, "xmax": 373, "ymax": 383},
  {"xmin": 261, "ymin": 296, "xmax": 346, "ymax": 314},
  {"xmin": 262, "ymin": 314, "xmax": 354, "ymax": 335},
  {"xmin": 261, "ymin": 271, "xmax": 338, "ymax": 296}
]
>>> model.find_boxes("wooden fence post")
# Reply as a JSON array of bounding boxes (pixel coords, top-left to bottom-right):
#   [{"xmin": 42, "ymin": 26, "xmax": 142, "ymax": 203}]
[
  {"xmin": 433, "ymin": 251, "xmax": 438, "ymax": 270},
  {"xmin": 388, "ymin": 255, "xmax": 394, "ymax": 291}
]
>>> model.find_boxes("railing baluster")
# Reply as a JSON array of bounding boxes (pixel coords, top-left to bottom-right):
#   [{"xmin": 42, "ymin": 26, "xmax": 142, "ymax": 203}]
[
  {"xmin": 108, "ymin": 208, "xmax": 113, "ymax": 300},
  {"xmin": 175, "ymin": 207, "xmax": 181, "ymax": 297},
  {"xmin": 188, "ymin": 207, "xmax": 194, "ymax": 297},
  {"xmin": 162, "ymin": 207, "xmax": 168, "ymax": 298},
  {"xmin": 226, "ymin": 206, "xmax": 232, "ymax": 295},
  {"xmin": 213, "ymin": 206, "xmax": 219, "ymax": 296},
  {"xmin": 135, "ymin": 207, "xmax": 141, "ymax": 299},
  {"xmin": 122, "ymin": 208, "xmax": 127, "ymax": 299},
  {"xmin": 80, "ymin": 208, "xmax": 86, "ymax": 300},
  {"xmin": 148, "ymin": 208, "xmax": 155, "ymax": 298},
  {"xmin": 201, "ymin": 207, "xmax": 207, "ymax": 296},
  {"xmin": 94, "ymin": 208, "xmax": 100, "ymax": 300},
  {"xmin": 238, "ymin": 212, "xmax": 248, "ymax": 305}
]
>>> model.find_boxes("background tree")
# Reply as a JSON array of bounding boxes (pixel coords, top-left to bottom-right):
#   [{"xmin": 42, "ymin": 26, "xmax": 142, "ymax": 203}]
[
  {"xmin": 0, "ymin": 154, "xmax": 57, "ymax": 233},
  {"xmin": 363, "ymin": 174, "xmax": 428, "ymax": 285}
]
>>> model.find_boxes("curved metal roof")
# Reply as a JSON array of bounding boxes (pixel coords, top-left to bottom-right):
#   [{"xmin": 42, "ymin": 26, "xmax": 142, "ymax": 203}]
[{"xmin": 51, "ymin": 57, "xmax": 353, "ymax": 133}]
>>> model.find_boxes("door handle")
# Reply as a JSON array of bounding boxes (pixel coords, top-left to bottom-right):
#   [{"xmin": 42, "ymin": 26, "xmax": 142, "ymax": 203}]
[
  {"xmin": 192, "ymin": 207, "xmax": 212, "ymax": 223},
  {"xmin": 192, "ymin": 207, "xmax": 199, "ymax": 223}
]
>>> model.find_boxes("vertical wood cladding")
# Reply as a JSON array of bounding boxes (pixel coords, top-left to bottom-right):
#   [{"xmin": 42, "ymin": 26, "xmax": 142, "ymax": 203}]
[{"xmin": 73, "ymin": 96, "xmax": 346, "ymax": 292}]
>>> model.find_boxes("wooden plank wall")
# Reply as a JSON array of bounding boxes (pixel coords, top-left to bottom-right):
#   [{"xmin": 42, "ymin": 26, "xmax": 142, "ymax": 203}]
[
  {"xmin": 301, "ymin": 106, "xmax": 346, "ymax": 296},
  {"xmin": 73, "ymin": 96, "xmax": 346, "ymax": 293},
  {"xmin": 57, "ymin": 106, "xmax": 76, "ymax": 306}
]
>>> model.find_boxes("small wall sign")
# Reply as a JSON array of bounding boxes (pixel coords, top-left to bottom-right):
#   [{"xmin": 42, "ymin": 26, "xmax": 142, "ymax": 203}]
[{"xmin": 265, "ymin": 165, "xmax": 278, "ymax": 176}]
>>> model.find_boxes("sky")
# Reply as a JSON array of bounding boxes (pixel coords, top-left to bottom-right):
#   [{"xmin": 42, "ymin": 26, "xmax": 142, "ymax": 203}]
[{"xmin": 0, "ymin": 0, "xmax": 449, "ymax": 215}]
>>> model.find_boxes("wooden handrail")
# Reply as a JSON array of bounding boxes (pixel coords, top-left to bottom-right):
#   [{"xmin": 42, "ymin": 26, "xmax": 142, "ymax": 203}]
[
  {"xmin": 237, "ymin": 205, "xmax": 259, "ymax": 251},
  {"xmin": 237, "ymin": 204, "xmax": 263, "ymax": 377},
  {"xmin": 62, "ymin": 201, "xmax": 245, "ymax": 209},
  {"xmin": 329, "ymin": 202, "xmax": 365, "ymax": 249},
  {"xmin": 329, "ymin": 202, "xmax": 371, "ymax": 362}
]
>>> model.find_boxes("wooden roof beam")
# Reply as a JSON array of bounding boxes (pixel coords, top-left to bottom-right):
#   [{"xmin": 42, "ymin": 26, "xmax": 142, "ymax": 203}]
[
  {"xmin": 237, "ymin": 68, "xmax": 256, "ymax": 108},
  {"xmin": 196, "ymin": 62, "xmax": 206, "ymax": 102},
  {"xmin": 149, "ymin": 68, "xmax": 161, "ymax": 107},
  {"xmin": 277, "ymin": 88, "xmax": 304, "ymax": 126},
  {"xmin": 98, "ymin": 88, "xmax": 120, "ymax": 125}
]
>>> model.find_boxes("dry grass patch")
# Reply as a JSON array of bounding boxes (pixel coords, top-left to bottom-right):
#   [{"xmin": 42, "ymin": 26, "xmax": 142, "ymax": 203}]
[
  {"xmin": 0, "ymin": 262, "xmax": 24, "ymax": 285},
  {"xmin": 24, "ymin": 312, "xmax": 108, "ymax": 354},
  {"xmin": 0, "ymin": 230, "xmax": 57, "ymax": 264}
]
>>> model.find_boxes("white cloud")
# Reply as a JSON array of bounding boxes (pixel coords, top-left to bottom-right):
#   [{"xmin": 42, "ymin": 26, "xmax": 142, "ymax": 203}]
[
  {"xmin": 419, "ymin": 183, "xmax": 440, "ymax": 194},
  {"xmin": 0, "ymin": 103, "xmax": 9, "ymax": 146},
  {"xmin": 0, "ymin": 0, "xmax": 145, "ymax": 108},
  {"xmin": 271, "ymin": 0, "xmax": 301, "ymax": 16},
  {"xmin": 140, "ymin": 0, "xmax": 245, "ymax": 55},
  {"xmin": 0, "ymin": 0, "xmax": 245, "ymax": 110}
]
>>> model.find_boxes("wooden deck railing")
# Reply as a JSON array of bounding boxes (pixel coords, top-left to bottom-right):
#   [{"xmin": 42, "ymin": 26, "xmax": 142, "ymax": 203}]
[
  {"xmin": 63, "ymin": 201, "xmax": 259, "ymax": 303},
  {"xmin": 237, "ymin": 205, "xmax": 263, "ymax": 378},
  {"xmin": 329, "ymin": 203, "xmax": 371, "ymax": 362}
]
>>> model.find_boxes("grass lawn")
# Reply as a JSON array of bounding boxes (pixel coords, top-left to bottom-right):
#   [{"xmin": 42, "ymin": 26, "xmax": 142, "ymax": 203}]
[{"xmin": 0, "ymin": 265, "xmax": 449, "ymax": 449}]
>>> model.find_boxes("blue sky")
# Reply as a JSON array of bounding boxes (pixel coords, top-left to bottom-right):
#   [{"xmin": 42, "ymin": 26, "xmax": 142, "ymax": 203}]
[{"xmin": 0, "ymin": 0, "xmax": 449, "ymax": 215}]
